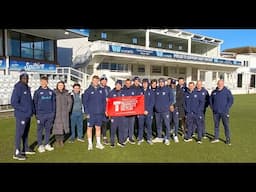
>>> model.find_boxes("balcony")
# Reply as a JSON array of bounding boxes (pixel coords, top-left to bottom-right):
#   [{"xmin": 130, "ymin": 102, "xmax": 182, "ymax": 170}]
[{"xmin": 89, "ymin": 41, "xmax": 242, "ymax": 66}]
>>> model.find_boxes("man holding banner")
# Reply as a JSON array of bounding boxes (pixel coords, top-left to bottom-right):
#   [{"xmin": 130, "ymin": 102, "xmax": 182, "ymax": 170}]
[
  {"xmin": 106, "ymin": 80, "xmax": 126, "ymax": 147},
  {"xmin": 106, "ymin": 80, "xmax": 145, "ymax": 147},
  {"xmin": 137, "ymin": 78, "xmax": 155, "ymax": 145}
]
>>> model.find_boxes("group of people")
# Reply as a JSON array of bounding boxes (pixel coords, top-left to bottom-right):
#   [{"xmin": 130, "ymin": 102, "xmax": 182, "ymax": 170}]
[{"xmin": 10, "ymin": 70, "xmax": 234, "ymax": 160}]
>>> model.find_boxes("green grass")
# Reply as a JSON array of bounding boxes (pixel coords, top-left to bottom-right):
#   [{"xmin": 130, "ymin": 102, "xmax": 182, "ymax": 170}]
[{"xmin": 1, "ymin": 94, "xmax": 256, "ymax": 162}]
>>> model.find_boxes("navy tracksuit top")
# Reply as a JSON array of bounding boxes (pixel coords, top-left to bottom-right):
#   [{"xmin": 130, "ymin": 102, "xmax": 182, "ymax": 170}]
[
  {"xmin": 11, "ymin": 82, "xmax": 33, "ymax": 119},
  {"xmin": 155, "ymin": 86, "xmax": 174, "ymax": 113},
  {"xmin": 83, "ymin": 85, "xmax": 106, "ymax": 115},
  {"xmin": 210, "ymin": 86, "xmax": 233, "ymax": 114},
  {"xmin": 184, "ymin": 89, "xmax": 204, "ymax": 115},
  {"xmin": 33, "ymin": 86, "xmax": 56, "ymax": 116}
]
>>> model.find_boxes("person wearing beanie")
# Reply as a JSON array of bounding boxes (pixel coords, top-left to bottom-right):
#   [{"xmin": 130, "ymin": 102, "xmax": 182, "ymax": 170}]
[
  {"xmin": 100, "ymin": 75, "xmax": 111, "ymax": 145},
  {"xmin": 137, "ymin": 78, "xmax": 155, "ymax": 145},
  {"xmin": 11, "ymin": 70, "xmax": 35, "ymax": 160},
  {"xmin": 152, "ymin": 77, "xmax": 174, "ymax": 145},
  {"xmin": 107, "ymin": 79, "xmax": 126, "ymax": 147}
]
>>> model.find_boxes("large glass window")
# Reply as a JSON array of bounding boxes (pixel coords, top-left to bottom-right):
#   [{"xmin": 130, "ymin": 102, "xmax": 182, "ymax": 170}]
[
  {"xmin": 8, "ymin": 31, "xmax": 20, "ymax": 57},
  {"xmin": 8, "ymin": 30, "xmax": 55, "ymax": 61},
  {"xmin": 21, "ymin": 34, "xmax": 33, "ymax": 58}
]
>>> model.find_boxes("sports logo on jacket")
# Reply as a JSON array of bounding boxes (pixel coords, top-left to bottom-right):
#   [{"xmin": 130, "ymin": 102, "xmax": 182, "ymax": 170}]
[
  {"xmin": 194, "ymin": 94, "xmax": 197, "ymax": 98},
  {"xmin": 162, "ymin": 92, "xmax": 166, "ymax": 95},
  {"xmin": 24, "ymin": 91, "xmax": 27, "ymax": 94},
  {"xmin": 91, "ymin": 91, "xmax": 94, "ymax": 94},
  {"xmin": 49, "ymin": 91, "xmax": 52, "ymax": 95}
]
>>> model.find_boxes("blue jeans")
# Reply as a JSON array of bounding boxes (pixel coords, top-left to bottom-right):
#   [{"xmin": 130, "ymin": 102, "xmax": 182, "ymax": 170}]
[{"xmin": 70, "ymin": 111, "xmax": 83, "ymax": 140}]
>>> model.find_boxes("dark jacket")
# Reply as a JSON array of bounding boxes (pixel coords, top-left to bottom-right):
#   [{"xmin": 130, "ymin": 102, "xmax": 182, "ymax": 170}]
[
  {"xmin": 143, "ymin": 88, "xmax": 155, "ymax": 114},
  {"xmin": 11, "ymin": 82, "xmax": 33, "ymax": 119},
  {"xmin": 83, "ymin": 85, "xmax": 106, "ymax": 115},
  {"xmin": 184, "ymin": 89, "xmax": 204, "ymax": 115},
  {"xmin": 210, "ymin": 87, "xmax": 233, "ymax": 114},
  {"xmin": 155, "ymin": 86, "xmax": 174, "ymax": 113},
  {"xmin": 33, "ymin": 86, "xmax": 56, "ymax": 117}
]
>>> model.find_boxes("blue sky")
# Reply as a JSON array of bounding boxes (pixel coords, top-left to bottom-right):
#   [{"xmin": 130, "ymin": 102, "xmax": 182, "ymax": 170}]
[{"xmin": 186, "ymin": 29, "xmax": 256, "ymax": 51}]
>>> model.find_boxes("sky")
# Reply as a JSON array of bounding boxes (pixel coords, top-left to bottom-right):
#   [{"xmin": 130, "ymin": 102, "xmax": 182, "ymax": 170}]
[{"xmin": 186, "ymin": 29, "xmax": 256, "ymax": 51}]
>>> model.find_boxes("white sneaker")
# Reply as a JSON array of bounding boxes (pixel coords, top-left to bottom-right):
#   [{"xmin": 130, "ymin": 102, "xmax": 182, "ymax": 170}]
[
  {"xmin": 124, "ymin": 138, "xmax": 129, "ymax": 145},
  {"xmin": 184, "ymin": 138, "xmax": 193, "ymax": 142},
  {"xmin": 137, "ymin": 139, "xmax": 144, "ymax": 145},
  {"xmin": 174, "ymin": 136, "xmax": 179, "ymax": 143},
  {"xmin": 164, "ymin": 139, "xmax": 170, "ymax": 146},
  {"xmin": 38, "ymin": 145, "xmax": 45, "ymax": 153},
  {"xmin": 152, "ymin": 137, "xmax": 163, "ymax": 143},
  {"xmin": 211, "ymin": 139, "xmax": 220, "ymax": 143},
  {"xmin": 96, "ymin": 143, "xmax": 104, "ymax": 150},
  {"xmin": 88, "ymin": 144, "xmax": 93, "ymax": 150},
  {"xmin": 45, "ymin": 144, "xmax": 54, "ymax": 151}
]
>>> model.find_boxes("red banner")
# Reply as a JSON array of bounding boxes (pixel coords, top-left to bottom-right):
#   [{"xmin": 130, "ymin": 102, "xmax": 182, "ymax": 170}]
[{"xmin": 106, "ymin": 95, "xmax": 145, "ymax": 116}]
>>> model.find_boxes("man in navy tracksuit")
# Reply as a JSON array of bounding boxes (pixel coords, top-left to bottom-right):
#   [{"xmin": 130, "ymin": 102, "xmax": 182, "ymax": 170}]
[
  {"xmin": 169, "ymin": 104, "xmax": 179, "ymax": 143},
  {"xmin": 184, "ymin": 82, "xmax": 204, "ymax": 143},
  {"xmin": 107, "ymin": 80, "xmax": 126, "ymax": 147},
  {"xmin": 137, "ymin": 78, "xmax": 155, "ymax": 145},
  {"xmin": 11, "ymin": 70, "xmax": 34, "ymax": 160},
  {"xmin": 33, "ymin": 76, "xmax": 56, "ymax": 153},
  {"xmin": 195, "ymin": 80, "xmax": 209, "ymax": 138},
  {"xmin": 153, "ymin": 78, "xmax": 174, "ymax": 145},
  {"xmin": 210, "ymin": 79, "xmax": 233, "ymax": 145},
  {"xmin": 100, "ymin": 75, "xmax": 111, "ymax": 145},
  {"xmin": 122, "ymin": 78, "xmax": 136, "ymax": 144},
  {"xmin": 83, "ymin": 75, "xmax": 106, "ymax": 150}
]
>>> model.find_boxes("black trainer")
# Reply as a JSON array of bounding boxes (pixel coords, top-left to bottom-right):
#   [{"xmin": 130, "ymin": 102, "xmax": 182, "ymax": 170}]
[
  {"xmin": 117, "ymin": 142, "xmax": 125, "ymax": 147},
  {"xmin": 23, "ymin": 148, "xmax": 36, "ymax": 155},
  {"xmin": 225, "ymin": 138, "xmax": 231, "ymax": 146},
  {"xmin": 128, "ymin": 139, "xmax": 136, "ymax": 144},
  {"xmin": 13, "ymin": 153, "xmax": 26, "ymax": 160},
  {"xmin": 103, "ymin": 138, "xmax": 110, "ymax": 145}
]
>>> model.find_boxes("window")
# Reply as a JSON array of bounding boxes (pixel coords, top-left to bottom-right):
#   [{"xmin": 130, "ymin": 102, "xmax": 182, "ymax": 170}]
[
  {"xmin": 137, "ymin": 65, "xmax": 145, "ymax": 73},
  {"xmin": 101, "ymin": 32, "xmax": 107, "ymax": 39},
  {"xmin": 170, "ymin": 67, "xmax": 177, "ymax": 74},
  {"xmin": 178, "ymin": 45, "xmax": 183, "ymax": 50},
  {"xmin": 179, "ymin": 67, "xmax": 186, "ymax": 75},
  {"xmin": 212, "ymin": 72, "xmax": 217, "ymax": 81},
  {"xmin": 21, "ymin": 34, "xmax": 33, "ymax": 58},
  {"xmin": 132, "ymin": 37, "xmax": 138, "ymax": 44},
  {"xmin": 8, "ymin": 30, "xmax": 55, "ymax": 61},
  {"xmin": 163, "ymin": 66, "xmax": 168, "ymax": 76},
  {"xmin": 192, "ymin": 68, "xmax": 198, "ymax": 81},
  {"xmin": 199, "ymin": 71, "xmax": 206, "ymax": 81},
  {"xmin": 168, "ymin": 43, "xmax": 173, "ymax": 49},
  {"xmin": 243, "ymin": 61, "xmax": 249, "ymax": 67},
  {"xmin": 8, "ymin": 31, "xmax": 20, "ymax": 57},
  {"xmin": 97, "ymin": 63, "xmax": 128, "ymax": 72},
  {"xmin": 151, "ymin": 66, "xmax": 162, "ymax": 74},
  {"xmin": 237, "ymin": 73, "xmax": 242, "ymax": 87},
  {"xmin": 250, "ymin": 74, "xmax": 255, "ymax": 88},
  {"xmin": 157, "ymin": 42, "xmax": 162, "ymax": 48},
  {"xmin": 219, "ymin": 72, "xmax": 224, "ymax": 80}
]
